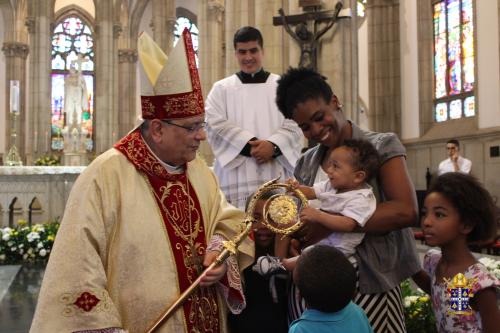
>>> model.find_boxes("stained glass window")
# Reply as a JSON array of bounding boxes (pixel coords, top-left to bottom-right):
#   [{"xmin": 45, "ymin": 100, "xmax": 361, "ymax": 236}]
[
  {"xmin": 433, "ymin": 0, "xmax": 475, "ymax": 122},
  {"xmin": 358, "ymin": 0, "xmax": 367, "ymax": 18},
  {"xmin": 174, "ymin": 17, "xmax": 199, "ymax": 67},
  {"xmin": 51, "ymin": 16, "xmax": 95, "ymax": 151}
]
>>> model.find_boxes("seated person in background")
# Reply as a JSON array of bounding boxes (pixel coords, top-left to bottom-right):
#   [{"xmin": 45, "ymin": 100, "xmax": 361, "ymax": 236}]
[
  {"xmin": 254, "ymin": 139, "xmax": 379, "ymax": 272},
  {"xmin": 228, "ymin": 192, "xmax": 288, "ymax": 333},
  {"xmin": 438, "ymin": 139, "xmax": 471, "ymax": 175},
  {"xmin": 289, "ymin": 245, "xmax": 374, "ymax": 333}
]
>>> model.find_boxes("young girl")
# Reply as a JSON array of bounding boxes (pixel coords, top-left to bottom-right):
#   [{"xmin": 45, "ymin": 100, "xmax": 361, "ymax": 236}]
[{"xmin": 419, "ymin": 172, "xmax": 499, "ymax": 333}]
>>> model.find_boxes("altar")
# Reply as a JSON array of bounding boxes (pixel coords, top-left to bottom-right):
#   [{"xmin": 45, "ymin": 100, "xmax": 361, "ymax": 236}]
[{"xmin": 0, "ymin": 166, "xmax": 85, "ymax": 227}]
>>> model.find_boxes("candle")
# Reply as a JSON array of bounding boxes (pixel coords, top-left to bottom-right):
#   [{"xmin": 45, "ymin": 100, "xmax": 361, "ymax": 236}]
[
  {"xmin": 9, "ymin": 80, "xmax": 20, "ymax": 114},
  {"xmin": 45, "ymin": 131, "xmax": 49, "ymax": 153},
  {"xmin": 34, "ymin": 130, "xmax": 38, "ymax": 153}
]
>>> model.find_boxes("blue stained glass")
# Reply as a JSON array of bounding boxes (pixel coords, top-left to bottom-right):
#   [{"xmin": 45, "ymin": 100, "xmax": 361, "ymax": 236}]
[
  {"xmin": 63, "ymin": 17, "xmax": 83, "ymax": 36},
  {"xmin": 464, "ymin": 96, "xmax": 475, "ymax": 117},
  {"xmin": 54, "ymin": 24, "xmax": 63, "ymax": 33},
  {"xmin": 52, "ymin": 54, "xmax": 65, "ymax": 70},
  {"xmin": 435, "ymin": 103, "xmax": 448, "ymax": 122},
  {"xmin": 174, "ymin": 16, "xmax": 199, "ymax": 67},
  {"xmin": 52, "ymin": 34, "xmax": 72, "ymax": 53},
  {"xmin": 434, "ymin": 0, "xmax": 475, "ymax": 121},
  {"xmin": 450, "ymin": 99, "xmax": 462, "ymax": 119},
  {"xmin": 74, "ymin": 35, "xmax": 93, "ymax": 54}
]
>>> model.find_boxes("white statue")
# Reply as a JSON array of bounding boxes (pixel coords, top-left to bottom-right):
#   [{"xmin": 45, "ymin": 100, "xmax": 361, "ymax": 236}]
[{"xmin": 64, "ymin": 60, "xmax": 88, "ymax": 127}]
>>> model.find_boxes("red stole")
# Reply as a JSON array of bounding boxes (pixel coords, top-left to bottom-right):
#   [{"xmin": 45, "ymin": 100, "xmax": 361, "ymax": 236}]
[{"xmin": 114, "ymin": 129, "xmax": 220, "ymax": 333}]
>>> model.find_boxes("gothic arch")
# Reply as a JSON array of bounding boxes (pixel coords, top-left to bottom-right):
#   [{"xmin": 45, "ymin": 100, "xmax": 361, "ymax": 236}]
[
  {"xmin": 0, "ymin": 0, "xmax": 18, "ymax": 42},
  {"xmin": 54, "ymin": 4, "xmax": 95, "ymax": 29},
  {"xmin": 129, "ymin": 0, "xmax": 150, "ymax": 48},
  {"xmin": 176, "ymin": 7, "xmax": 197, "ymax": 25}
]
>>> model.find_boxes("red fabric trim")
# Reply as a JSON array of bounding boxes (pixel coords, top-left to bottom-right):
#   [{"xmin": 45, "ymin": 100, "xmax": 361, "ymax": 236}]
[{"xmin": 114, "ymin": 130, "xmax": 220, "ymax": 332}]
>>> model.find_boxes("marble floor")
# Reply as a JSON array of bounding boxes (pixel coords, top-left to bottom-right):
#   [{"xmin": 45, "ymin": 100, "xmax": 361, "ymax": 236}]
[{"xmin": 0, "ymin": 264, "xmax": 45, "ymax": 333}]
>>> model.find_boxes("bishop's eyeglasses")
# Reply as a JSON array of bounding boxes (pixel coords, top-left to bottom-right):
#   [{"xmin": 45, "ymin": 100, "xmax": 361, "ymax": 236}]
[{"xmin": 161, "ymin": 120, "xmax": 207, "ymax": 133}]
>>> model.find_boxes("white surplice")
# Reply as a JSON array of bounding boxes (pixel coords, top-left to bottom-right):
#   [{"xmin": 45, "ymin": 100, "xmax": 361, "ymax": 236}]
[{"xmin": 205, "ymin": 73, "xmax": 304, "ymax": 209}]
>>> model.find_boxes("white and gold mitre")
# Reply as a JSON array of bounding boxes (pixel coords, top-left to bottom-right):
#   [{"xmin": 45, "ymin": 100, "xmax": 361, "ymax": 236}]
[{"xmin": 138, "ymin": 29, "xmax": 204, "ymax": 120}]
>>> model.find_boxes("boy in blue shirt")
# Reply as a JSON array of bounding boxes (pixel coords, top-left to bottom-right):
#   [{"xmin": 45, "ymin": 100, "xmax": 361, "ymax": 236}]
[{"xmin": 289, "ymin": 245, "xmax": 373, "ymax": 333}]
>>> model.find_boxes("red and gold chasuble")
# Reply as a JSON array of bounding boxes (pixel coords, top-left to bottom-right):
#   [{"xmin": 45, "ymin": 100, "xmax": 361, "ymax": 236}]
[{"xmin": 114, "ymin": 129, "xmax": 220, "ymax": 333}]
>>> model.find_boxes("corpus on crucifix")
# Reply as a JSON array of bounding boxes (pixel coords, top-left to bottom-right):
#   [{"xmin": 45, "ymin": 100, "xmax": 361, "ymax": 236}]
[{"xmin": 273, "ymin": 0, "xmax": 351, "ymax": 71}]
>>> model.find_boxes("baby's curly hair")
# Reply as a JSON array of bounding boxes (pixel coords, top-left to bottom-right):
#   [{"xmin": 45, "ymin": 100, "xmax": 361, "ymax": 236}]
[
  {"xmin": 339, "ymin": 139, "xmax": 380, "ymax": 182},
  {"xmin": 427, "ymin": 173, "xmax": 497, "ymax": 243}
]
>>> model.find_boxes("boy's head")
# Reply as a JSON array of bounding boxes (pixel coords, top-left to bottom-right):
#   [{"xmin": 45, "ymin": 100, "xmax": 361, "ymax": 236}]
[
  {"xmin": 233, "ymin": 26, "xmax": 264, "ymax": 74},
  {"xmin": 326, "ymin": 139, "xmax": 380, "ymax": 191},
  {"xmin": 293, "ymin": 245, "xmax": 356, "ymax": 313}
]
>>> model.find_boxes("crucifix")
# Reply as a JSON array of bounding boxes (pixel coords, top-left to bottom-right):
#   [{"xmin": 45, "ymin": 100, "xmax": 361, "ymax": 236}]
[{"xmin": 273, "ymin": 0, "xmax": 352, "ymax": 71}]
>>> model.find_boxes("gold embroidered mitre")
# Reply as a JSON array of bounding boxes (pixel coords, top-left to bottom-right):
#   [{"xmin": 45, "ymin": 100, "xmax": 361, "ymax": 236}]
[{"xmin": 138, "ymin": 29, "xmax": 204, "ymax": 120}]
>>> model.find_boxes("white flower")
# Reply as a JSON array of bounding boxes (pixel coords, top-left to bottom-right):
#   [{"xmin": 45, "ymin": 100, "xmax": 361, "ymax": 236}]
[
  {"xmin": 0, "ymin": 254, "xmax": 5, "ymax": 261},
  {"xmin": 19, "ymin": 248, "xmax": 24, "ymax": 255},
  {"xmin": 19, "ymin": 244, "xmax": 24, "ymax": 248},
  {"xmin": 11, "ymin": 247, "xmax": 17, "ymax": 251},
  {"xmin": 479, "ymin": 257, "xmax": 496, "ymax": 268},
  {"xmin": 37, "ymin": 242, "xmax": 44, "ymax": 249},
  {"xmin": 404, "ymin": 295, "xmax": 419, "ymax": 308},
  {"xmin": 28, "ymin": 248, "xmax": 34, "ymax": 255},
  {"xmin": 27, "ymin": 231, "xmax": 40, "ymax": 242},
  {"xmin": 23, "ymin": 253, "xmax": 28, "ymax": 260},
  {"xmin": 39, "ymin": 249, "xmax": 47, "ymax": 257},
  {"xmin": 2, "ymin": 233, "xmax": 10, "ymax": 241},
  {"xmin": 7, "ymin": 241, "xmax": 14, "ymax": 247},
  {"xmin": 493, "ymin": 268, "xmax": 500, "ymax": 280}
]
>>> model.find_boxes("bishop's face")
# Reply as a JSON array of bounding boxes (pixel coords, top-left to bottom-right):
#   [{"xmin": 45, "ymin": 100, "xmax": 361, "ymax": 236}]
[{"xmin": 156, "ymin": 115, "xmax": 207, "ymax": 166}]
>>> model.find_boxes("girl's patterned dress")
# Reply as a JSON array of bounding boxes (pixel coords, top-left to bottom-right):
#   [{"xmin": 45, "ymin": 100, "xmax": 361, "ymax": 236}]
[{"xmin": 424, "ymin": 249, "xmax": 499, "ymax": 333}]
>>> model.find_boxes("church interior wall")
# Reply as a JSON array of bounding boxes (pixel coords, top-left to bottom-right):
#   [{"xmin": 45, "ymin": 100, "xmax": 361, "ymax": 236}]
[
  {"xmin": 0, "ymin": 9, "xmax": 5, "ymax": 156},
  {"xmin": 54, "ymin": 0, "xmax": 95, "ymax": 18},
  {"xmin": 399, "ymin": 0, "xmax": 419, "ymax": 140},
  {"xmin": 476, "ymin": 0, "xmax": 500, "ymax": 129},
  {"xmin": 402, "ymin": 0, "xmax": 500, "ymax": 200},
  {"xmin": 358, "ymin": 13, "xmax": 369, "ymax": 130}
]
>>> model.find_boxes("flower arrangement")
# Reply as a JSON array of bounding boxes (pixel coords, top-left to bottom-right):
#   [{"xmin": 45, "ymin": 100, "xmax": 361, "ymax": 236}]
[
  {"xmin": 401, "ymin": 255, "xmax": 500, "ymax": 333},
  {"xmin": 478, "ymin": 257, "xmax": 500, "ymax": 279},
  {"xmin": 0, "ymin": 219, "xmax": 60, "ymax": 265},
  {"xmin": 401, "ymin": 279, "xmax": 437, "ymax": 333},
  {"xmin": 34, "ymin": 154, "xmax": 61, "ymax": 166}
]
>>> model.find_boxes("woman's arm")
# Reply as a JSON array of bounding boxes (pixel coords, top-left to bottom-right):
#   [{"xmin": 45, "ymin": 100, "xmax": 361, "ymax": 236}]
[
  {"xmin": 361, "ymin": 156, "xmax": 418, "ymax": 233},
  {"xmin": 411, "ymin": 270, "xmax": 431, "ymax": 295}
]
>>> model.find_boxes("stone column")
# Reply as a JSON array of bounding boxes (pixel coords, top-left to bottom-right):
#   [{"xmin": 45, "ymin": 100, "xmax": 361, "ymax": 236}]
[
  {"xmin": 151, "ymin": 0, "xmax": 176, "ymax": 54},
  {"xmin": 26, "ymin": 1, "xmax": 52, "ymax": 163},
  {"xmin": 94, "ymin": 1, "xmax": 117, "ymax": 153},
  {"xmin": 117, "ymin": 48, "xmax": 138, "ymax": 137},
  {"xmin": 255, "ymin": 0, "xmax": 284, "ymax": 74},
  {"xmin": 197, "ymin": 0, "xmax": 226, "ymax": 164},
  {"xmin": 2, "ymin": 42, "xmax": 29, "ymax": 162},
  {"xmin": 366, "ymin": 0, "xmax": 401, "ymax": 135}
]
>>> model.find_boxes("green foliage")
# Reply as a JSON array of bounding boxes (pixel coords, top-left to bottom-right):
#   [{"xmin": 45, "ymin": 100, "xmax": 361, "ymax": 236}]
[
  {"xmin": 34, "ymin": 155, "xmax": 61, "ymax": 166},
  {"xmin": 0, "ymin": 219, "xmax": 60, "ymax": 265},
  {"xmin": 401, "ymin": 279, "xmax": 437, "ymax": 333}
]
